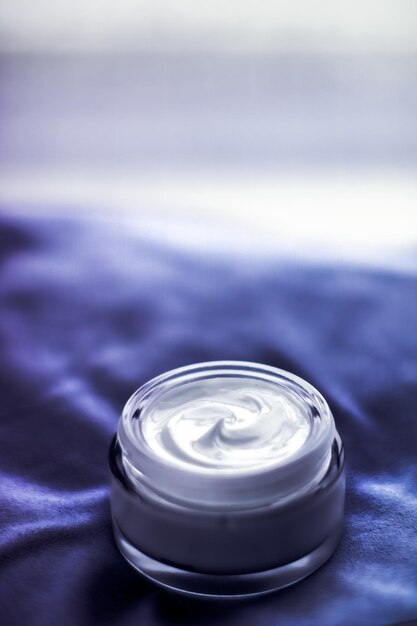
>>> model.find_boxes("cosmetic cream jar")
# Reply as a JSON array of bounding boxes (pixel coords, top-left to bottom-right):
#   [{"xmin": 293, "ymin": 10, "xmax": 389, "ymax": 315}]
[{"xmin": 109, "ymin": 361, "xmax": 345, "ymax": 597}]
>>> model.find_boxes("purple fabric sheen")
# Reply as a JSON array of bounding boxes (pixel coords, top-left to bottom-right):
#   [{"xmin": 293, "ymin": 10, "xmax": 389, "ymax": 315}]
[{"xmin": 0, "ymin": 210, "xmax": 416, "ymax": 626}]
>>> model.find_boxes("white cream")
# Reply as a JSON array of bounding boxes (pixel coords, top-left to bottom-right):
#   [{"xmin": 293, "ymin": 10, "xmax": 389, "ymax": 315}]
[
  {"xmin": 119, "ymin": 363, "xmax": 335, "ymax": 508},
  {"xmin": 140, "ymin": 377, "xmax": 311, "ymax": 472}
]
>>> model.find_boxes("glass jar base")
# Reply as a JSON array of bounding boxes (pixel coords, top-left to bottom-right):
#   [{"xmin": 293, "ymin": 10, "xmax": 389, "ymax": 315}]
[{"xmin": 113, "ymin": 521, "xmax": 343, "ymax": 598}]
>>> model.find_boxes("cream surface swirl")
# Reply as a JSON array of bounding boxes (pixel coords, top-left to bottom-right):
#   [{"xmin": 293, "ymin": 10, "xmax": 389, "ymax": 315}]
[
  {"xmin": 119, "ymin": 362, "xmax": 336, "ymax": 507},
  {"xmin": 140, "ymin": 377, "xmax": 311, "ymax": 472}
]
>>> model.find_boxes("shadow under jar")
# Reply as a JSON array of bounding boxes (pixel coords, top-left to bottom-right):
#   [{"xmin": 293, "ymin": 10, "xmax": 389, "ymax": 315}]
[{"xmin": 109, "ymin": 361, "xmax": 345, "ymax": 598}]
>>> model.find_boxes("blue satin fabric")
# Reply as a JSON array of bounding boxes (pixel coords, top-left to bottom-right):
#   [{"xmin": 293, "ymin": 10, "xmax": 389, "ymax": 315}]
[{"xmin": 0, "ymin": 212, "xmax": 416, "ymax": 626}]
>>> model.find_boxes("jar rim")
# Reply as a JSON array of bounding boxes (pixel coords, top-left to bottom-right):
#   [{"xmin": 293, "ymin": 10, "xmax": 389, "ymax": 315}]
[{"xmin": 117, "ymin": 361, "xmax": 336, "ymax": 509}]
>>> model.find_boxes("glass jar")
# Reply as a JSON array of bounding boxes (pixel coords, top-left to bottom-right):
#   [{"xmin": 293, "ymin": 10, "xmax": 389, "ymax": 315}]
[{"xmin": 109, "ymin": 361, "xmax": 345, "ymax": 597}]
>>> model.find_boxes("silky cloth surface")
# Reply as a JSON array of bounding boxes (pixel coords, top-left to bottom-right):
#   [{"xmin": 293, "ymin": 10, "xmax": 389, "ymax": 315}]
[{"xmin": 0, "ymin": 212, "xmax": 416, "ymax": 626}]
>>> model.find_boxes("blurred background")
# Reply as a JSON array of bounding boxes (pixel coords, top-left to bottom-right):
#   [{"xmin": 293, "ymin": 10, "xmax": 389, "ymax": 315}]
[{"xmin": 0, "ymin": 1, "xmax": 416, "ymax": 256}]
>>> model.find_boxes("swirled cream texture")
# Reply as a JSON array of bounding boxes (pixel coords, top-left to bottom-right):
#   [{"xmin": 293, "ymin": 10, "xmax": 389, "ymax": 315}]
[{"xmin": 140, "ymin": 377, "xmax": 311, "ymax": 473}]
